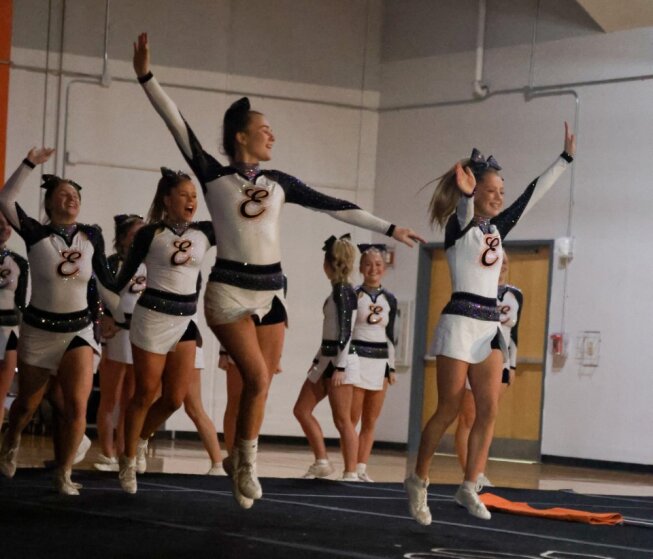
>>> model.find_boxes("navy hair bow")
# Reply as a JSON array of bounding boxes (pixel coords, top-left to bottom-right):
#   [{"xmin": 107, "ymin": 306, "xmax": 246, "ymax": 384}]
[
  {"xmin": 469, "ymin": 148, "xmax": 502, "ymax": 179},
  {"xmin": 160, "ymin": 167, "xmax": 191, "ymax": 180},
  {"xmin": 40, "ymin": 174, "xmax": 82, "ymax": 192},
  {"xmin": 357, "ymin": 243, "xmax": 387, "ymax": 254},
  {"xmin": 114, "ymin": 213, "xmax": 143, "ymax": 226},
  {"xmin": 323, "ymin": 233, "xmax": 352, "ymax": 254}
]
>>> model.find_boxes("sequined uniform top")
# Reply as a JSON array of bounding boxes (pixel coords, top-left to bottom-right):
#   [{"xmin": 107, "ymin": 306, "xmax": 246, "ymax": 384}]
[
  {"xmin": 106, "ymin": 253, "xmax": 147, "ymax": 326},
  {"xmin": 442, "ymin": 154, "xmax": 571, "ymax": 321},
  {"xmin": 319, "ymin": 283, "xmax": 358, "ymax": 369},
  {"xmin": 114, "ymin": 222, "xmax": 215, "ymax": 316},
  {"xmin": 138, "ymin": 73, "xmax": 396, "ymax": 291},
  {"xmin": 498, "ymin": 284, "xmax": 523, "ymax": 370},
  {"xmin": 352, "ymin": 286, "xmax": 397, "ymax": 369},
  {"xmin": 0, "ymin": 249, "xmax": 28, "ymax": 327},
  {"xmin": 0, "ymin": 159, "xmax": 123, "ymax": 331}
]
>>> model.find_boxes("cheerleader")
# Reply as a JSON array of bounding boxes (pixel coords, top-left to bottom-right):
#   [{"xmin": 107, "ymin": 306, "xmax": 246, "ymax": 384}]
[
  {"xmin": 296, "ymin": 235, "xmax": 359, "ymax": 480},
  {"xmin": 94, "ymin": 214, "xmax": 146, "ymax": 471},
  {"xmin": 405, "ymin": 124, "xmax": 575, "ymax": 524},
  {"xmin": 0, "ymin": 148, "xmax": 122, "ymax": 494},
  {"xmin": 132, "ymin": 33, "xmax": 423, "ymax": 507},
  {"xmin": 0, "ymin": 212, "xmax": 28, "ymax": 428},
  {"xmin": 115, "ymin": 168, "xmax": 215, "ymax": 494},
  {"xmin": 350, "ymin": 244, "xmax": 397, "ymax": 482},
  {"xmin": 454, "ymin": 251, "xmax": 523, "ymax": 486}
]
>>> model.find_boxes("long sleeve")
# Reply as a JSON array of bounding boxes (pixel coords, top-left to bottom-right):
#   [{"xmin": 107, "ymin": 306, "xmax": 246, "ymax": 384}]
[
  {"xmin": 138, "ymin": 74, "xmax": 224, "ymax": 189},
  {"xmin": 444, "ymin": 194, "xmax": 475, "ymax": 249},
  {"xmin": 13, "ymin": 253, "xmax": 29, "ymax": 312},
  {"xmin": 492, "ymin": 154, "xmax": 572, "ymax": 239},
  {"xmin": 385, "ymin": 291, "xmax": 398, "ymax": 371},
  {"xmin": 113, "ymin": 224, "xmax": 156, "ymax": 293},
  {"xmin": 0, "ymin": 159, "xmax": 34, "ymax": 231},
  {"xmin": 333, "ymin": 283, "xmax": 358, "ymax": 369},
  {"xmin": 509, "ymin": 289, "xmax": 523, "ymax": 370},
  {"xmin": 85, "ymin": 225, "xmax": 125, "ymax": 323}
]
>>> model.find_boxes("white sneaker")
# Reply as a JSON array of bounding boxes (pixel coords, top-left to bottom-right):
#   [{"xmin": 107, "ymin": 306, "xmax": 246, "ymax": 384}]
[
  {"xmin": 358, "ymin": 471, "xmax": 375, "ymax": 482},
  {"xmin": 0, "ymin": 435, "xmax": 20, "ymax": 478},
  {"xmin": 73, "ymin": 434, "xmax": 92, "ymax": 465},
  {"xmin": 135, "ymin": 438, "xmax": 148, "ymax": 474},
  {"xmin": 302, "ymin": 459, "xmax": 335, "ymax": 479},
  {"xmin": 338, "ymin": 471, "xmax": 362, "ymax": 482},
  {"xmin": 237, "ymin": 460, "xmax": 262, "ymax": 499},
  {"xmin": 226, "ymin": 450, "xmax": 253, "ymax": 509},
  {"xmin": 404, "ymin": 474, "xmax": 432, "ymax": 526},
  {"xmin": 119, "ymin": 455, "xmax": 137, "ymax": 494},
  {"xmin": 94, "ymin": 454, "xmax": 119, "ymax": 472},
  {"xmin": 475, "ymin": 473, "xmax": 494, "ymax": 492},
  {"xmin": 207, "ymin": 462, "xmax": 226, "ymax": 476},
  {"xmin": 54, "ymin": 468, "xmax": 80, "ymax": 496},
  {"xmin": 455, "ymin": 483, "xmax": 491, "ymax": 520}
]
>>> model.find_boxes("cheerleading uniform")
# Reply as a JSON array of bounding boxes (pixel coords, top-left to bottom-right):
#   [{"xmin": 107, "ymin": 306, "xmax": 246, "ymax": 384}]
[
  {"xmin": 113, "ymin": 222, "xmax": 214, "ymax": 354},
  {"xmin": 307, "ymin": 283, "xmax": 359, "ymax": 384},
  {"xmin": 352, "ymin": 285, "xmax": 397, "ymax": 391},
  {"xmin": 0, "ymin": 249, "xmax": 28, "ymax": 360},
  {"xmin": 0, "ymin": 160, "xmax": 122, "ymax": 371},
  {"xmin": 138, "ymin": 73, "xmax": 397, "ymax": 325},
  {"xmin": 430, "ymin": 153, "xmax": 572, "ymax": 363},
  {"xmin": 105, "ymin": 254, "xmax": 147, "ymax": 364},
  {"xmin": 498, "ymin": 283, "xmax": 523, "ymax": 384}
]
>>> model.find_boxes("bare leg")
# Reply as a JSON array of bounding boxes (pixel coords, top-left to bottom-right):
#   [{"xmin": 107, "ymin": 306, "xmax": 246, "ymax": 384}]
[
  {"xmin": 116, "ymin": 364, "xmax": 135, "ymax": 456},
  {"xmin": 454, "ymin": 389, "xmax": 476, "ymax": 471},
  {"xmin": 327, "ymin": 382, "xmax": 357, "ymax": 474},
  {"xmin": 0, "ymin": 349, "xmax": 17, "ymax": 426},
  {"xmin": 223, "ymin": 362, "xmax": 242, "ymax": 453},
  {"xmin": 183, "ymin": 367, "xmax": 222, "ymax": 464},
  {"xmin": 293, "ymin": 378, "xmax": 328, "ymax": 460},
  {"xmin": 356, "ymin": 382, "xmax": 389, "ymax": 465},
  {"xmin": 97, "ymin": 358, "xmax": 127, "ymax": 458}
]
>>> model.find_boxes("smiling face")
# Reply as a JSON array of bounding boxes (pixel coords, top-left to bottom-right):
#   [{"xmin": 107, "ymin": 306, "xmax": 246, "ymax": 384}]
[
  {"xmin": 0, "ymin": 212, "xmax": 11, "ymax": 246},
  {"xmin": 163, "ymin": 179, "xmax": 197, "ymax": 222},
  {"xmin": 474, "ymin": 171, "xmax": 504, "ymax": 219},
  {"xmin": 236, "ymin": 113, "xmax": 275, "ymax": 163},
  {"xmin": 47, "ymin": 181, "xmax": 81, "ymax": 224},
  {"xmin": 360, "ymin": 250, "xmax": 386, "ymax": 288}
]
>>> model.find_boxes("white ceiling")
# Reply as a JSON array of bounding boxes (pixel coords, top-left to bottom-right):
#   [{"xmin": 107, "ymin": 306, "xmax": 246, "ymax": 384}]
[{"xmin": 576, "ymin": 0, "xmax": 653, "ymax": 32}]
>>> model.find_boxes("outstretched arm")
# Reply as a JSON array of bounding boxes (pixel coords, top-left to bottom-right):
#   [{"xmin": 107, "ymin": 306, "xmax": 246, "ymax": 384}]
[{"xmin": 0, "ymin": 148, "xmax": 54, "ymax": 230}]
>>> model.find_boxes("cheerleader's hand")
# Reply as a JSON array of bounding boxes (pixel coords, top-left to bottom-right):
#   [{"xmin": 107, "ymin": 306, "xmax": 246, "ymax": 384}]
[
  {"xmin": 392, "ymin": 226, "xmax": 426, "ymax": 248},
  {"xmin": 388, "ymin": 372, "xmax": 397, "ymax": 385},
  {"xmin": 564, "ymin": 121, "xmax": 576, "ymax": 157},
  {"xmin": 455, "ymin": 162, "xmax": 476, "ymax": 196},
  {"xmin": 217, "ymin": 352, "xmax": 229, "ymax": 371},
  {"xmin": 133, "ymin": 32, "xmax": 150, "ymax": 78},
  {"xmin": 26, "ymin": 147, "xmax": 55, "ymax": 166},
  {"xmin": 332, "ymin": 370, "xmax": 346, "ymax": 387}
]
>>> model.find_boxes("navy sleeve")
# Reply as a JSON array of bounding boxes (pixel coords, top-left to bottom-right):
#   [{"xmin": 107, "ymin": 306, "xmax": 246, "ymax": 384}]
[
  {"xmin": 385, "ymin": 291, "xmax": 398, "ymax": 345},
  {"xmin": 333, "ymin": 283, "xmax": 357, "ymax": 350},
  {"xmin": 113, "ymin": 224, "xmax": 158, "ymax": 292},
  {"xmin": 194, "ymin": 221, "xmax": 216, "ymax": 247},
  {"xmin": 12, "ymin": 253, "xmax": 29, "ymax": 311},
  {"xmin": 510, "ymin": 287, "xmax": 524, "ymax": 348}
]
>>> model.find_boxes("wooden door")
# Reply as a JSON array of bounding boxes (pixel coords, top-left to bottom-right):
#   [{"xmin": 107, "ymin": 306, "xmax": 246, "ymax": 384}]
[{"xmin": 422, "ymin": 244, "xmax": 552, "ymax": 460}]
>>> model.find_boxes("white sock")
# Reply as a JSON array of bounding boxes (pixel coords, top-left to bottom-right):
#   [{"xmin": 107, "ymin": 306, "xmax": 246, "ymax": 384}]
[
  {"xmin": 316, "ymin": 458, "xmax": 329, "ymax": 465},
  {"xmin": 463, "ymin": 480, "xmax": 476, "ymax": 492},
  {"xmin": 237, "ymin": 438, "xmax": 258, "ymax": 462},
  {"xmin": 356, "ymin": 462, "xmax": 366, "ymax": 474}
]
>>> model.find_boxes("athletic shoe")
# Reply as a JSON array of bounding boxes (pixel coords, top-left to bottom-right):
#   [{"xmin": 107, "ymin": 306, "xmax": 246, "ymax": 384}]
[
  {"xmin": 118, "ymin": 455, "xmax": 137, "ymax": 494},
  {"xmin": 338, "ymin": 471, "xmax": 362, "ymax": 482},
  {"xmin": 404, "ymin": 474, "xmax": 432, "ymax": 526},
  {"xmin": 54, "ymin": 468, "xmax": 79, "ymax": 496},
  {"xmin": 237, "ymin": 460, "xmax": 262, "ymax": 500},
  {"xmin": 454, "ymin": 483, "xmax": 491, "ymax": 520},
  {"xmin": 73, "ymin": 434, "xmax": 92, "ymax": 465},
  {"xmin": 207, "ymin": 463, "xmax": 226, "ymax": 476},
  {"xmin": 222, "ymin": 454, "xmax": 234, "ymax": 477},
  {"xmin": 0, "ymin": 435, "xmax": 20, "ymax": 478},
  {"xmin": 226, "ymin": 450, "xmax": 253, "ymax": 509},
  {"xmin": 357, "ymin": 471, "xmax": 375, "ymax": 483},
  {"xmin": 475, "ymin": 473, "xmax": 494, "ymax": 492},
  {"xmin": 93, "ymin": 454, "xmax": 119, "ymax": 472},
  {"xmin": 135, "ymin": 438, "xmax": 148, "ymax": 474},
  {"xmin": 302, "ymin": 459, "xmax": 335, "ymax": 479}
]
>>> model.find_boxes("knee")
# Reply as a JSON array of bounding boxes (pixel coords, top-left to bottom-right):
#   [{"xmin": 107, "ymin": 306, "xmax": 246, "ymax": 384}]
[
  {"xmin": 331, "ymin": 414, "xmax": 351, "ymax": 434},
  {"xmin": 184, "ymin": 402, "xmax": 200, "ymax": 422},
  {"xmin": 243, "ymin": 376, "xmax": 268, "ymax": 399},
  {"xmin": 473, "ymin": 399, "xmax": 499, "ymax": 424},
  {"xmin": 63, "ymin": 401, "xmax": 88, "ymax": 423},
  {"xmin": 435, "ymin": 404, "xmax": 460, "ymax": 428},
  {"xmin": 131, "ymin": 388, "xmax": 158, "ymax": 410},
  {"xmin": 161, "ymin": 393, "xmax": 184, "ymax": 413}
]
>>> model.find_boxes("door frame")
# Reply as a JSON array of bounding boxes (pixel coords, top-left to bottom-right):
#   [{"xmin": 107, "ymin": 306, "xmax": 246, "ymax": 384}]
[{"xmin": 407, "ymin": 239, "xmax": 555, "ymax": 461}]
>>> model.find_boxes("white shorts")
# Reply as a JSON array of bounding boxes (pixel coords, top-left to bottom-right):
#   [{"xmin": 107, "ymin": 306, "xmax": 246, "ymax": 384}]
[
  {"xmin": 129, "ymin": 305, "xmax": 196, "ymax": 355},
  {"xmin": 105, "ymin": 328, "xmax": 133, "ymax": 364},
  {"xmin": 204, "ymin": 282, "xmax": 286, "ymax": 326},
  {"xmin": 194, "ymin": 345, "xmax": 204, "ymax": 370},
  {"xmin": 0, "ymin": 325, "xmax": 18, "ymax": 361},
  {"xmin": 19, "ymin": 322, "xmax": 100, "ymax": 372},
  {"xmin": 355, "ymin": 356, "xmax": 388, "ymax": 391},
  {"xmin": 430, "ymin": 314, "xmax": 503, "ymax": 364},
  {"xmin": 307, "ymin": 353, "xmax": 360, "ymax": 385}
]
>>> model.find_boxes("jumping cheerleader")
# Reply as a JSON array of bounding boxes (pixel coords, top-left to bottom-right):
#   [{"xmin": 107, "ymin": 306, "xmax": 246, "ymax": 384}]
[
  {"xmin": 115, "ymin": 168, "xmax": 215, "ymax": 494},
  {"xmin": 405, "ymin": 124, "xmax": 575, "ymax": 524},
  {"xmin": 132, "ymin": 33, "xmax": 423, "ymax": 508},
  {"xmin": 350, "ymin": 244, "xmax": 397, "ymax": 482},
  {"xmin": 0, "ymin": 148, "xmax": 123, "ymax": 494}
]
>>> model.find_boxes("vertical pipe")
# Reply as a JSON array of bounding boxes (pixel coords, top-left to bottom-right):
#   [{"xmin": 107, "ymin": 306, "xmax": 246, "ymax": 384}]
[
  {"xmin": 101, "ymin": 0, "xmax": 111, "ymax": 86},
  {"xmin": 0, "ymin": 0, "xmax": 12, "ymax": 180},
  {"xmin": 473, "ymin": 0, "xmax": 488, "ymax": 98}
]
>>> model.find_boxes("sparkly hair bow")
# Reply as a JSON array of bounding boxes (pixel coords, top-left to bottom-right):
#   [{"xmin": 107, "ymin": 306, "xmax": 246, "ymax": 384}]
[
  {"xmin": 114, "ymin": 213, "xmax": 143, "ymax": 226},
  {"xmin": 357, "ymin": 243, "xmax": 387, "ymax": 254},
  {"xmin": 323, "ymin": 233, "xmax": 352, "ymax": 254},
  {"xmin": 160, "ymin": 167, "xmax": 191, "ymax": 180},
  {"xmin": 40, "ymin": 174, "xmax": 82, "ymax": 192},
  {"xmin": 469, "ymin": 148, "xmax": 502, "ymax": 179}
]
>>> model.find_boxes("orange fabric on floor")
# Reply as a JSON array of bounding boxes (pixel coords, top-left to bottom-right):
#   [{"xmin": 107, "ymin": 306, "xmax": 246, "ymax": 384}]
[{"xmin": 480, "ymin": 492, "xmax": 623, "ymax": 526}]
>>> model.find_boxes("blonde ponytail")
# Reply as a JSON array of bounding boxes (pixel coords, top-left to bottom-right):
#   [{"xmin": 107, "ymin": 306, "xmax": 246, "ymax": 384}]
[{"xmin": 326, "ymin": 237, "xmax": 357, "ymax": 285}]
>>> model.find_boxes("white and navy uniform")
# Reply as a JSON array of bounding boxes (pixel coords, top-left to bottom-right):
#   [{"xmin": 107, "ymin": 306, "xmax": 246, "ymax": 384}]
[
  {"xmin": 430, "ymin": 153, "xmax": 572, "ymax": 363},
  {"xmin": 0, "ymin": 249, "xmax": 28, "ymax": 360},
  {"xmin": 0, "ymin": 160, "xmax": 122, "ymax": 371},
  {"xmin": 138, "ymin": 73, "xmax": 397, "ymax": 325},
  {"xmin": 352, "ymin": 286, "xmax": 397, "ymax": 391},
  {"xmin": 307, "ymin": 283, "xmax": 360, "ymax": 384},
  {"xmin": 498, "ymin": 284, "xmax": 523, "ymax": 385},
  {"xmin": 104, "ymin": 253, "xmax": 147, "ymax": 364},
  {"xmin": 114, "ymin": 222, "xmax": 214, "ymax": 355}
]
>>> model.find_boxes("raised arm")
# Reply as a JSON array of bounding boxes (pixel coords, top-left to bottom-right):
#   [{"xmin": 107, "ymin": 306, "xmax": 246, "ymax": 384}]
[
  {"xmin": 0, "ymin": 148, "xmax": 54, "ymax": 230},
  {"xmin": 133, "ymin": 33, "xmax": 222, "ymax": 188},
  {"xmin": 493, "ymin": 122, "xmax": 576, "ymax": 239},
  {"xmin": 271, "ymin": 171, "xmax": 425, "ymax": 247}
]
